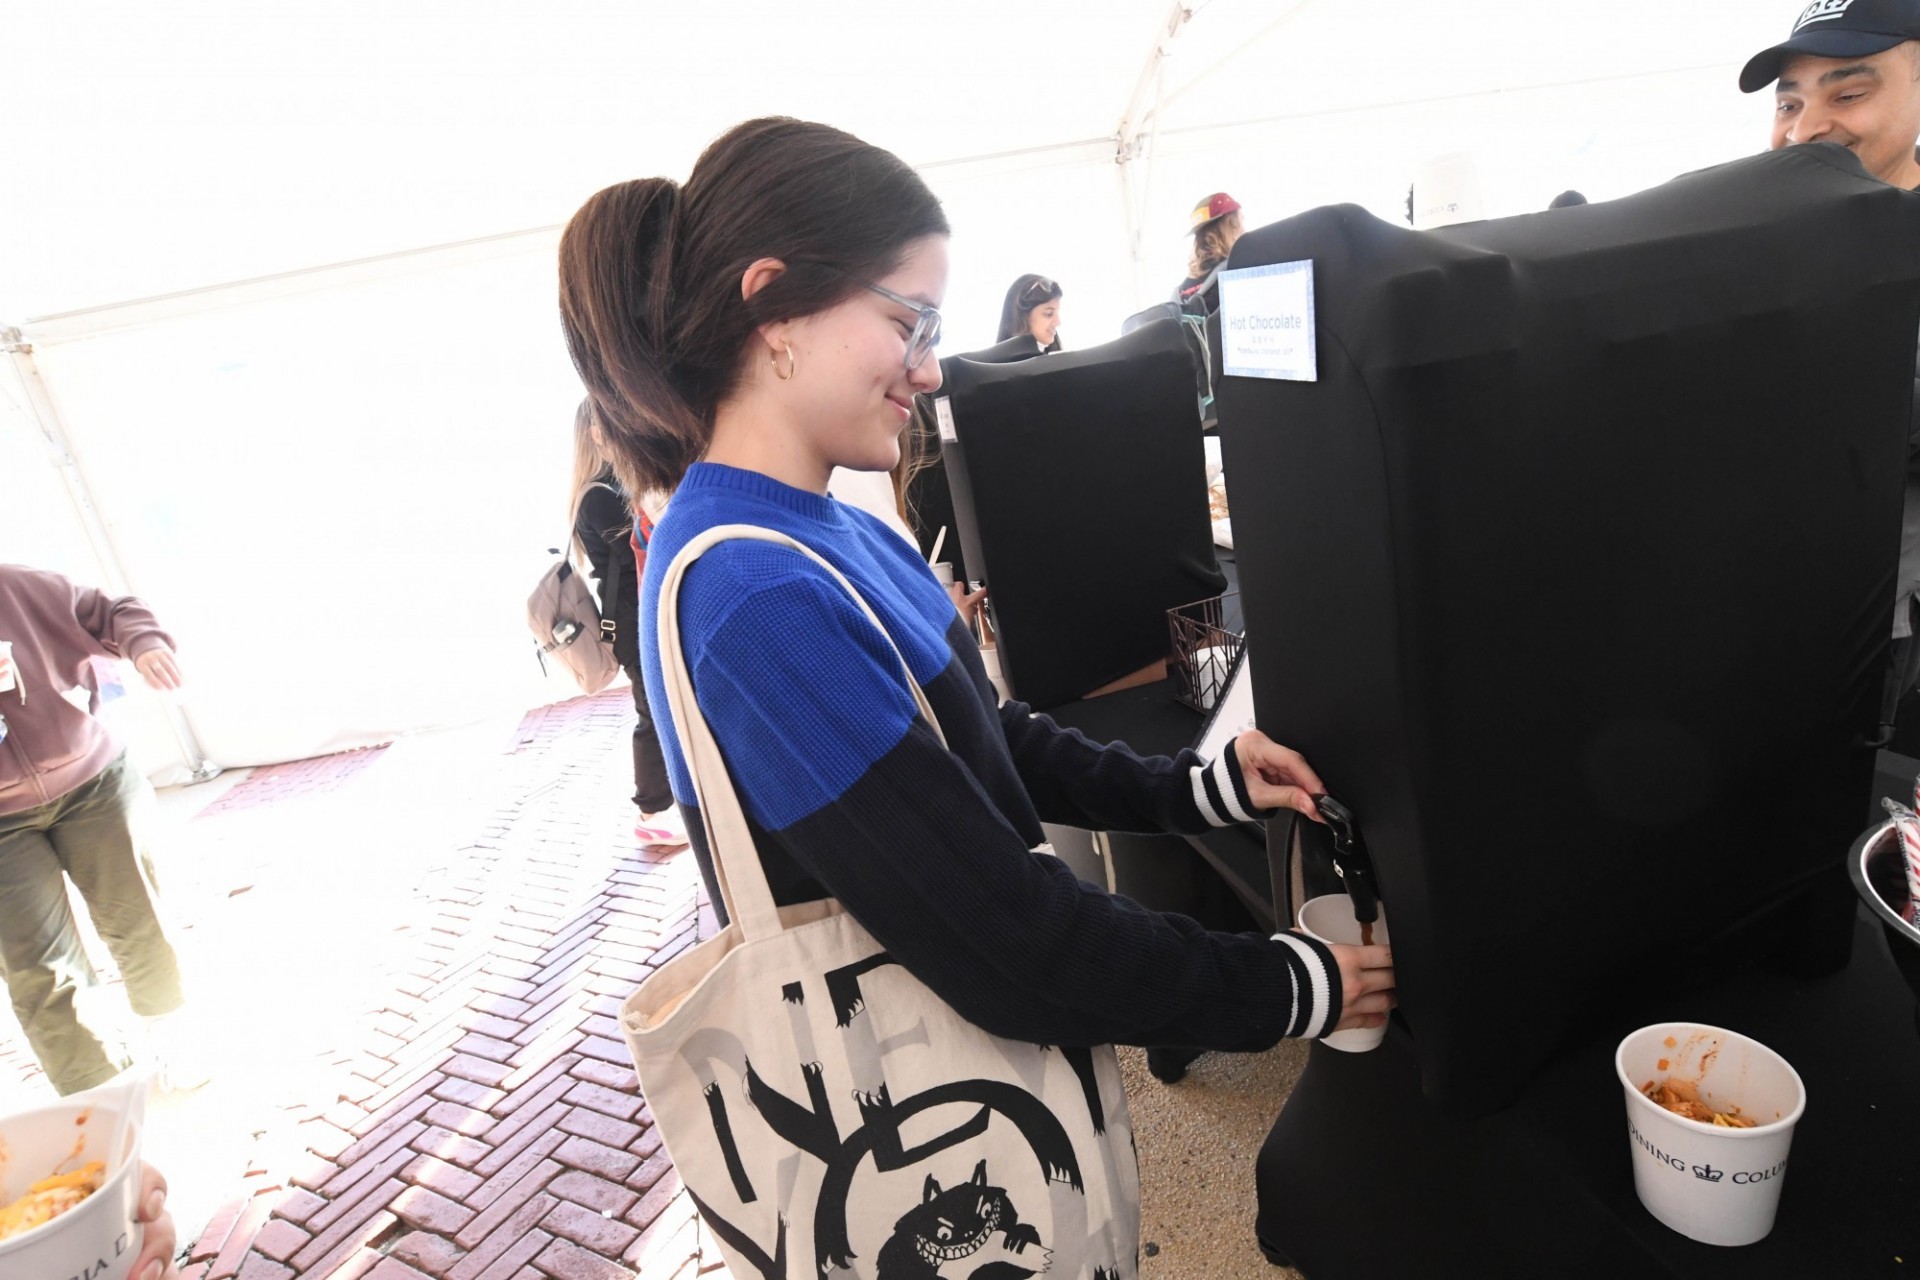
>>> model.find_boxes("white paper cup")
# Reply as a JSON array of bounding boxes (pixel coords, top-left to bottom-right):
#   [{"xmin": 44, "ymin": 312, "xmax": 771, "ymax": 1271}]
[
  {"xmin": 930, "ymin": 561, "xmax": 956, "ymax": 587},
  {"xmin": 0, "ymin": 640, "xmax": 15, "ymax": 694},
  {"xmin": 1614, "ymin": 1022, "xmax": 1805, "ymax": 1247},
  {"xmin": 0, "ymin": 1099, "xmax": 144, "ymax": 1280},
  {"xmin": 1295, "ymin": 895, "xmax": 1390, "ymax": 1052}
]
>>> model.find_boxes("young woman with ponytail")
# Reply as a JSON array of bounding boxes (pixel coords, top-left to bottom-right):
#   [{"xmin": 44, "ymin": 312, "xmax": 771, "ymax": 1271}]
[{"xmin": 557, "ymin": 116, "xmax": 1392, "ymax": 1252}]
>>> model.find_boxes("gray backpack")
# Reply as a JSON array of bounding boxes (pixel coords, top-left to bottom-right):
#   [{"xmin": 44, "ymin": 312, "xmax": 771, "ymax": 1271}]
[{"xmin": 527, "ymin": 486, "xmax": 623, "ymax": 693}]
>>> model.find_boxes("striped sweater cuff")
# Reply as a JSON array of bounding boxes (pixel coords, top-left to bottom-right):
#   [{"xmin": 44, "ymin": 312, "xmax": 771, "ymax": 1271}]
[
  {"xmin": 1270, "ymin": 931, "xmax": 1343, "ymax": 1040},
  {"xmin": 1188, "ymin": 740, "xmax": 1280, "ymax": 827}
]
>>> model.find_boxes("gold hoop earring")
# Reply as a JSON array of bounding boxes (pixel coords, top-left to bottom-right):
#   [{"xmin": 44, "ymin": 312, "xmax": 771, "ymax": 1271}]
[{"xmin": 771, "ymin": 341, "xmax": 796, "ymax": 381}]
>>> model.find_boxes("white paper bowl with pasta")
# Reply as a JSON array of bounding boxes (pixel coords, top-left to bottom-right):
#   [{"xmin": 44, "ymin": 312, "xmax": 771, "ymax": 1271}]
[{"xmin": 0, "ymin": 1097, "xmax": 143, "ymax": 1280}]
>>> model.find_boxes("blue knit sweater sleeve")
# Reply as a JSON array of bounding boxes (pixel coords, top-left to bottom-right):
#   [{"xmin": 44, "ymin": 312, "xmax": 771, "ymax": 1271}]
[
  {"xmin": 678, "ymin": 549, "xmax": 1342, "ymax": 1050},
  {"xmin": 681, "ymin": 550, "xmax": 921, "ymax": 830}
]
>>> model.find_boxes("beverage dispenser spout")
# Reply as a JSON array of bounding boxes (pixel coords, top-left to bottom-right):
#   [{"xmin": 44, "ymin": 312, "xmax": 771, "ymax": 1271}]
[{"xmin": 1312, "ymin": 794, "xmax": 1381, "ymax": 929}]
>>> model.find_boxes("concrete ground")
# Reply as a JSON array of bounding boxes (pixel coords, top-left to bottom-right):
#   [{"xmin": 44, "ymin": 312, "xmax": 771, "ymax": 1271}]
[
  {"xmin": 0, "ymin": 687, "xmax": 1305, "ymax": 1279},
  {"xmin": 1120, "ymin": 1043, "xmax": 1307, "ymax": 1280}
]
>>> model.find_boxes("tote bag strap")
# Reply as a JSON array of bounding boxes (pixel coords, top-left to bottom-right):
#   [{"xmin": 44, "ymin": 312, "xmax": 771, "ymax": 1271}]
[{"xmin": 657, "ymin": 523, "xmax": 946, "ymax": 941}]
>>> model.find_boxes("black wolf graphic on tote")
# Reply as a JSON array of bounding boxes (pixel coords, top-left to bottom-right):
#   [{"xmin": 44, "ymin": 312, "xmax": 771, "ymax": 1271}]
[
  {"xmin": 681, "ymin": 952, "xmax": 1125, "ymax": 1278},
  {"xmin": 876, "ymin": 1161, "xmax": 1050, "ymax": 1279}
]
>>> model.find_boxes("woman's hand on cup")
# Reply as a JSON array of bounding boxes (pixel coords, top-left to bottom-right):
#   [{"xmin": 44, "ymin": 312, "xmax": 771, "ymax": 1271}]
[
  {"xmin": 1232, "ymin": 730, "xmax": 1327, "ymax": 821},
  {"xmin": 1326, "ymin": 941, "xmax": 1395, "ymax": 1034},
  {"xmin": 134, "ymin": 1162, "xmax": 178, "ymax": 1280}
]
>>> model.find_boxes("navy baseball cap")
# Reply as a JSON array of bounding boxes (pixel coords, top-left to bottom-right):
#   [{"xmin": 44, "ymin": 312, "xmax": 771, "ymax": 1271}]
[{"xmin": 1740, "ymin": 0, "xmax": 1920, "ymax": 92}]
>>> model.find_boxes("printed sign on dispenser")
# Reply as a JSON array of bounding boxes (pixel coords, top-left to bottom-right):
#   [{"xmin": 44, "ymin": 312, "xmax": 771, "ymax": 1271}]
[{"xmin": 1220, "ymin": 260, "xmax": 1316, "ymax": 382}]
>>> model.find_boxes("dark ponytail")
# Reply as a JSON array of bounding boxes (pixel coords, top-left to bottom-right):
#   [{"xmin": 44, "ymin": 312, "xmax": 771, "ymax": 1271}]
[
  {"xmin": 559, "ymin": 179, "xmax": 700, "ymax": 496},
  {"xmin": 559, "ymin": 117, "xmax": 950, "ymax": 496}
]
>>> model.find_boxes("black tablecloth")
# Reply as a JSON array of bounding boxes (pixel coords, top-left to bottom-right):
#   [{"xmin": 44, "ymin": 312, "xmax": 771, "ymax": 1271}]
[
  {"xmin": 1039, "ymin": 622, "xmax": 1280, "ymax": 932},
  {"xmin": 1256, "ymin": 910, "xmax": 1919, "ymax": 1279}
]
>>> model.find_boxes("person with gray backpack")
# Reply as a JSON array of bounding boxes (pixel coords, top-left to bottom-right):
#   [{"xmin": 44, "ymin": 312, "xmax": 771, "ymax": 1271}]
[{"xmin": 568, "ymin": 400, "xmax": 686, "ymax": 850}]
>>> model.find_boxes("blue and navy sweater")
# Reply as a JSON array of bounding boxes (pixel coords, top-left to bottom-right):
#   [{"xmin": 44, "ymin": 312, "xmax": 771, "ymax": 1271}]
[{"xmin": 637, "ymin": 463, "xmax": 1342, "ymax": 1049}]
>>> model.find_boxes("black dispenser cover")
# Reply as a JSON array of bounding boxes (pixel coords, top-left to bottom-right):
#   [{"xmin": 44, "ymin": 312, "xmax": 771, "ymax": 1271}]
[
  {"xmin": 938, "ymin": 317, "xmax": 1225, "ymax": 710},
  {"xmin": 1216, "ymin": 145, "xmax": 1920, "ymax": 1110},
  {"xmin": 955, "ymin": 334, "xmax": 1051, "ymax": 365}
]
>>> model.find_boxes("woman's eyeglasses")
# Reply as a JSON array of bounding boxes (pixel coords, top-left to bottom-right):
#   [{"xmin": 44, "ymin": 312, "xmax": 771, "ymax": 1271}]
[{"xmin": 854, "ymin": 279, "xmax": 942, "ymax": 371}]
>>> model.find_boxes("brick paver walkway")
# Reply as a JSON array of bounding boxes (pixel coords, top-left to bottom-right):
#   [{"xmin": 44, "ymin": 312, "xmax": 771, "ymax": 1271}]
[{"xmin": 1, "ymin": 689, "xmax": 731, "ymax": 1280}]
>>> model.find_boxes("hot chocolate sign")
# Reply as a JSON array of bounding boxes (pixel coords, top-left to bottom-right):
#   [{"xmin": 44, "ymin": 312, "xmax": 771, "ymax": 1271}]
[{"xmin": 1220, "ymin": 260, "xmax": 1317, "ymax": 383}]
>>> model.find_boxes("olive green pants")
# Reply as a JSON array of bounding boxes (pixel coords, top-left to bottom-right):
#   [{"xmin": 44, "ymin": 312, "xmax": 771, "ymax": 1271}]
[{"xmin": 0, "ymin": 752, "xmax": 184, "ymax": 1094}]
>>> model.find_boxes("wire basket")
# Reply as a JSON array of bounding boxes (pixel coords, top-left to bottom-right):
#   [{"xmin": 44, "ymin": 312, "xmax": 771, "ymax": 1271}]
[{"xmin": 1168, "ymin": 594, "xmax": 1244, "ymax": 713}]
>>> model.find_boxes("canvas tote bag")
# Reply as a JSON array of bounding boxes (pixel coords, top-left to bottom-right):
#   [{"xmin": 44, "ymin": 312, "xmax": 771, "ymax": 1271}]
[{"xmin": 621, "ymin": 524, "xmax": 1141, "ymax": 1280}]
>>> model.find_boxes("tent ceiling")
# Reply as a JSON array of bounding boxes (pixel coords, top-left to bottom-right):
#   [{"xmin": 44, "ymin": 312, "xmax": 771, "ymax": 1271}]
[
  {"xmin": 4, "ymin": 0, "xmax": 1785, "ymax": 320},
  {"xmin": 3, "ymin": 0, "xmax": 1167, "ymax": 317},
  {"xmin": 1155, "ymin": 4, "xmax": 1778, "ymax": 131}
]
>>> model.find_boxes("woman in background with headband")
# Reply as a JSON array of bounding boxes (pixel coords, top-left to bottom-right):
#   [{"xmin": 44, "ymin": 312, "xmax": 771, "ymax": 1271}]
[{"xmin": 995, "ymin": 273, "xmax": 1064, "ymax": 352}]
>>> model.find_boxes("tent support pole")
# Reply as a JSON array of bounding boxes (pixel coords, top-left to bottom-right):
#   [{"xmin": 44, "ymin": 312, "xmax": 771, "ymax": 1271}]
[
  {"xmin": 1116, "ymin": 1, "xmax": 1195, "ymax": 311},
  {"xmin": 1, "ymin": 330, "xmax": 219, "ymax": 783},
  {"xmin": 1147, "ymin": 0, "xmax": 1321, "ymax": 125}
]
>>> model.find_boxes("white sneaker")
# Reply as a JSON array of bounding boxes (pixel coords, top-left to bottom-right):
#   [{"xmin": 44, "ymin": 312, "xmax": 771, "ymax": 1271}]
[
  {"xmin": 144, "ymin": 1009, "xmax": 213, "ymax": 1093},
  {"xmin": 635, "ymin": 806, "xmax": 689, "ymax": 851}
]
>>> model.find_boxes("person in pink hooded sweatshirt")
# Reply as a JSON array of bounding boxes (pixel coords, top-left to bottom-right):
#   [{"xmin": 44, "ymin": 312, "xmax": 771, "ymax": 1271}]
[{"xmin": 0, "ymin": 563, "xmax": 203, "ymax": 1095}]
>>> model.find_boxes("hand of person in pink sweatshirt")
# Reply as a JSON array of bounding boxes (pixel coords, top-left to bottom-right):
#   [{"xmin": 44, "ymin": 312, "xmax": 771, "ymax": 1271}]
[{"xmin": 133, "ymin": 647, "xmax": 184, "ymax": 691}]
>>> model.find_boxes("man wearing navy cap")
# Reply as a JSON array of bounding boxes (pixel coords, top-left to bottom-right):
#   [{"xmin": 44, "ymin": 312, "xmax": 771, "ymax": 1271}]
[
  {"xmin": 1745, "ymin": 0, "xmax": 1920, "ymax": 739},
  {"xmin": 1746, "ymin": 0, "xmax": 1920, "ymax": 185}
]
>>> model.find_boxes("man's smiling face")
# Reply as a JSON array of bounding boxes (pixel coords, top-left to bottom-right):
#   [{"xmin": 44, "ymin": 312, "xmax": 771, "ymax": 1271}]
[{"xmin": 1772, "ymin": 41, "xmax": 1920, "ymax": 187}]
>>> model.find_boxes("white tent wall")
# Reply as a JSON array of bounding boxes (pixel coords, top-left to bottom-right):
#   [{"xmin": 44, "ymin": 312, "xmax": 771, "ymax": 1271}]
[
  {"xmin": 6, "ymin": 238, "xmax": 590, "ymax": 771},
  {"xmin": 0, "ymin": 358, "xmax": 204, "ymax": 784},
  {"xmin": 0, "ymin": 363, "xmax": 98, "ymax": 574}
]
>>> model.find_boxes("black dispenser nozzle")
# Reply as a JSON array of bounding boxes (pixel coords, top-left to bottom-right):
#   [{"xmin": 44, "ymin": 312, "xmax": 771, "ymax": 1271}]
[{"xmin": 1311, "ymin": 793, "xmax": 1380, "ymax": 927}]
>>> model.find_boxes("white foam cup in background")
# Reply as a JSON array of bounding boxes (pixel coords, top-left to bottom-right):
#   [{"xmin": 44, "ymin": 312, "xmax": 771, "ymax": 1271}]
[
  {"xmin": 1295, "ymin": 895, "xmax": 1390, "ymax": 1052},
  {"xmin": 1614, "ymin": 1022, "xmax": 1805, "ymax": 1247},
  {"xmin": 1190, "ymin": 645, "xmax": 1233, "ymax": 711},
  {"xmin": 0, "ymin": 1096, "xmax": 144, "ymax": 1280},
  {"xmin": 1202, "ymin": 435, "xmax": 1224, "ymax": 484},
  {"xmin": 930, "ymin": 562, "xmax": 956, "ymax": 587},
  {"xmin": 1412, "ymin": 151, "xmax": 1486, "ymax": 230}
]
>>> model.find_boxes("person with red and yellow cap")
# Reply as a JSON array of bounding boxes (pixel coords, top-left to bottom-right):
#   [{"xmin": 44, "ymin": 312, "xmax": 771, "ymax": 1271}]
[{"xmin": 1174, "ymin": 191, "xmax": 1243, "ymax": 311}]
